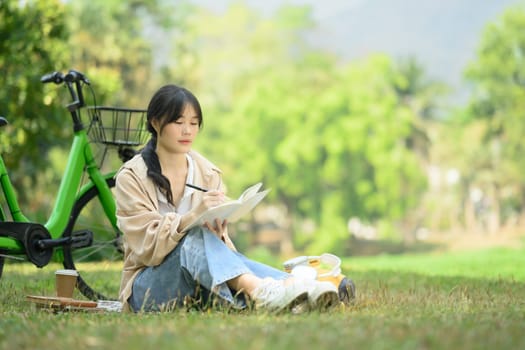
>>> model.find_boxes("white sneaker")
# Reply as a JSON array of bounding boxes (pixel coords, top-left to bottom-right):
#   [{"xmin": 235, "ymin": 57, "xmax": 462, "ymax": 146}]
[
  {"xmin": 306, "ymin": 280, "xmax": 340, "ymax": 311},
  {"xmin": 252, "ymin": 278, "xmax": 309, "ymax": 312}
]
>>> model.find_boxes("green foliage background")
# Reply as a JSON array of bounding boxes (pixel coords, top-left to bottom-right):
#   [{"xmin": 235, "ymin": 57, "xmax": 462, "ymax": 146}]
[{"xmin": 1, "ymin": 0, "xmax": 524, "ymax": 255}]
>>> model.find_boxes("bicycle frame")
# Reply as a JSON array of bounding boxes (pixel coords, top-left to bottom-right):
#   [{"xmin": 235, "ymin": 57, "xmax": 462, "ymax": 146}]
[{"xmin": 0, "ymin": 93, "xmax": 116, "ymax": 257}]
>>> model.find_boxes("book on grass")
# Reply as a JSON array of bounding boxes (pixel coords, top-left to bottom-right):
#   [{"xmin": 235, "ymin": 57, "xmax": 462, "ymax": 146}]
[{"xmin": 185, "ymin": 182, "xmax": 270, "ymax": 230}]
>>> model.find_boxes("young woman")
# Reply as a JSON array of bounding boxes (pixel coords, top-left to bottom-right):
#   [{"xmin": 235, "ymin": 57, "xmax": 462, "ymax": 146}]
[{"xmin": 115, "ymin": 84, "xmax": 339, "ymax": 312}]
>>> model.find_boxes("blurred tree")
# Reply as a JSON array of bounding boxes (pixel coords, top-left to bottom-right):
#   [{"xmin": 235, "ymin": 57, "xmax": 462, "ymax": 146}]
[
  {"xmin": 388, "ymin": 57, "xmax": 450, "ymax": 238},
  {"xmin": 464, "ymin": 5, "xmax": 525, "ymax": 232},
  {"xmin": 168, "ymin": 3, "xmax": 431, "ymax": 254},
  {"xmin": 0, "ymin": 0, "xmax": 69, "ymax": 201},
  {"xmin": 391, "ymin": 57, "xmax": 449, "ymax": 159},
  {"xmin": 429, "ymin": 114, "xmax": 489, "ymax": 233},
  {"xmin": 65, "ymin": 0, "xmax": 178, "ymax": 107}
]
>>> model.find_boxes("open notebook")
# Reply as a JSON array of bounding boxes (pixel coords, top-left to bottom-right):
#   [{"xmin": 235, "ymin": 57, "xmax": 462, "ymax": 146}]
[{"xmin": 185, "ymin": 182, "xmax": 270, "ymax": 230}]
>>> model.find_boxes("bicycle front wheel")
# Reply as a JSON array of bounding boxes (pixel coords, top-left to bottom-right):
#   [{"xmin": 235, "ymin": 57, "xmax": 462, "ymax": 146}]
[{"xmin": 62, "ymin": 177, "xmax": 123, "ymax": 301}]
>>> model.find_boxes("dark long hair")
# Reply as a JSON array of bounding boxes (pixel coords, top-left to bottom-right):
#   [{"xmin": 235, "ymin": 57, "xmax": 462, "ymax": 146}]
[{"xmin": 142, "ymin": 84, "xmax": 203, "ymax": 205}]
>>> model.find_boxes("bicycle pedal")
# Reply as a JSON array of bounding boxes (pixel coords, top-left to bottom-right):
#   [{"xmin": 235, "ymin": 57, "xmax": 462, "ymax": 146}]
[{"xmin": 71, "ymin": 230, "xmax": 93, "ymax": 249}]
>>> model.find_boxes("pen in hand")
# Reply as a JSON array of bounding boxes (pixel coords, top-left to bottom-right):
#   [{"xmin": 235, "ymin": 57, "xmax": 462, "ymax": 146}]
[{"xmin": 186, "ymin": 183, "xmax": 208, "ymax": 192}]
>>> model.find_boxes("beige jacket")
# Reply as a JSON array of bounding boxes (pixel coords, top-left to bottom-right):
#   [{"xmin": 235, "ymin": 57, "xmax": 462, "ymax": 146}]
[{"xmin": 115, "ymin": 150, "xmax": 236, "ymax": 311}]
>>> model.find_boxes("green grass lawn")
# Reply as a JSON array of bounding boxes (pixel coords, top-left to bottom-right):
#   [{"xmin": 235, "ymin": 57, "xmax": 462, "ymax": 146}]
[{"xmin": 1, "ymin": 245, "xmax": 524, "ymax": 350}]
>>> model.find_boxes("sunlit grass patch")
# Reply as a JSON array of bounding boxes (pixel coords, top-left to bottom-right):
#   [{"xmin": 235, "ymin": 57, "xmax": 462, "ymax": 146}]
[{"xmin": 342, "ymin": 246, "xmax": 525, "ymax": 281}]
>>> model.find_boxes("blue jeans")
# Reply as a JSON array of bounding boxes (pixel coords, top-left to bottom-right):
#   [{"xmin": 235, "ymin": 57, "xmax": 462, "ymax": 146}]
[{"xmin": 129, "ymin": 227, "xmax": 289, "ymax": 312}]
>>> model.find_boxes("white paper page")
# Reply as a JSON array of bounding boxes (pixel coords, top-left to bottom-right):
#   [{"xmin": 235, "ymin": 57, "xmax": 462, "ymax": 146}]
[
  {"xmin": 185, "ymin": 201, "xmax": 241, "ymax": 230},
  {"xmin": 238, "ymin": 182, "xmax": 263, "ymax": 202},
  {"xmin": 227, "ymin": 188, "xmax": 270, "ymax": 222}
]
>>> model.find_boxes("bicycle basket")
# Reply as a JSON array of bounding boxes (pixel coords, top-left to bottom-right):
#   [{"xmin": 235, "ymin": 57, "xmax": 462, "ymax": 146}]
[{"xmin": 87, "ymin": 106, "xmax": 147, "ymax": 147}]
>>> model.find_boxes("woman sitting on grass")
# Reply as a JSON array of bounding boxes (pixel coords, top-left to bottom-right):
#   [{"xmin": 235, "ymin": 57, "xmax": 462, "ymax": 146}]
[{"xmin": 115, "ymin": 84, "xmax": 339, "ymax": 313}]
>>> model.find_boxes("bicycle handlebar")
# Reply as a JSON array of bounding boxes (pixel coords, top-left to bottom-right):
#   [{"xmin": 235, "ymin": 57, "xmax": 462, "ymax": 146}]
[
  {"xmin": 40, "ymin": 71, "xmax": 64, "ymax": 85},
  {"xmin": 41, "ymin": 69, "xmax": 91, "ymax": 130},
  {"xmin": 41, "ymin": 69, "xmax": 90, "ymax": 85}
]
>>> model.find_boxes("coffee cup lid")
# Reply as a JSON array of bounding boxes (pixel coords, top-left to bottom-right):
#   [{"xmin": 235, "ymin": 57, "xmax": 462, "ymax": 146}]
[{"xmin": 55, "ymin": 269, "xmax": 79, "ymax": 276}]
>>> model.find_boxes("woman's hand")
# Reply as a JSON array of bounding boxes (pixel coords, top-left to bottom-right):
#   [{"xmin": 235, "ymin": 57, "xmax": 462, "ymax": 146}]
[
  {"xmin": 179, "ymin": 190, "xmax": 226, "ymax": 234},
  {"xmin": 196, "ymin": 190, "xmax": 228, "ymax": 239},
  {"xmin": 204, "ymin": 218, "xmax": 228, "ymax": 241},
  {"xmin": 199, "ymin": 189, "xmax": 225, "ymax": 210}
]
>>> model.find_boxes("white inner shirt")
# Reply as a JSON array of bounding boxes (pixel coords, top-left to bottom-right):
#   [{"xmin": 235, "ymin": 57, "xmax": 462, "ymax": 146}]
[{"xmin": 156, "ymin": 153, "xmax": 195, "ymax": 215}]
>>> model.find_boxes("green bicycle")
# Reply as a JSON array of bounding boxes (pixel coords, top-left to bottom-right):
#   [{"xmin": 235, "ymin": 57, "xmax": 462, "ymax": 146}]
[{"xmin": 0, "ymin": 69, "xmax": 146, "ymax": 300}]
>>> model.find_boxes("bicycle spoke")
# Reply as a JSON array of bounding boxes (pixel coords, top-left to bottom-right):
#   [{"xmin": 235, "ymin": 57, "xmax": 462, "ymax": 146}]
[{"xmin": 72, "ymin": 239, "xmax": 120, "ymax": 262}]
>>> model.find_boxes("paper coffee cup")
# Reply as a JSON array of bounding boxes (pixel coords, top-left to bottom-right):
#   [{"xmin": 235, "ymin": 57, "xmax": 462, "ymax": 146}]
[{"xmin": 55, "ymin": 269, "xmax": 78, "ymax": 298}]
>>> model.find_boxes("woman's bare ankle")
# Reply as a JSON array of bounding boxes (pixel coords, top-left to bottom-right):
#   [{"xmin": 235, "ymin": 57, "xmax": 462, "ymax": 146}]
[{"xmin": 227, "ymin": 273, "xmax": 262, "ymax": 297}]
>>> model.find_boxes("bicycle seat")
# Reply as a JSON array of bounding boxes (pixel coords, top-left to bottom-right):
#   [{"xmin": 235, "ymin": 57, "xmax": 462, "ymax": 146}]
[{"xmin": 0, "ymin": 117, "xmax": 8, "ymax": 127}]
